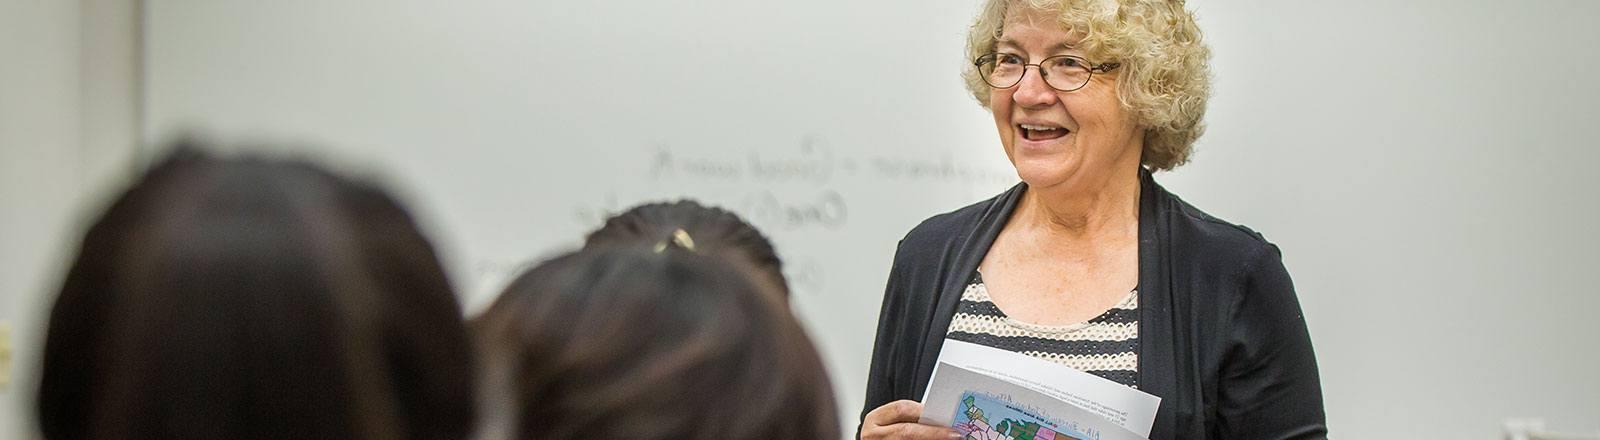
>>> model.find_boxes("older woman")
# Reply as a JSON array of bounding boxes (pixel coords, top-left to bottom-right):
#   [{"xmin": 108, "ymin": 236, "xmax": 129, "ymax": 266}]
[{"xmin": 859, "ymin": 0, "xmax": 1326, "ymax": 439}]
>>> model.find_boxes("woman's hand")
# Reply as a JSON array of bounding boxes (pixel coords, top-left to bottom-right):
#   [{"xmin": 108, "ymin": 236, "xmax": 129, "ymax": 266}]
[{"xmin": 861, "ymin": 400, "xmax": 961, "ymax": 440}]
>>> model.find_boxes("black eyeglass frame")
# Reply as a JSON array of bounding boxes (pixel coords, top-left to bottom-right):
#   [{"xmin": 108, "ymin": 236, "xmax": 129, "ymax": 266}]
[{"xmin": 973, "ymin": 53, "xmax": 1122, "ymax": 92}]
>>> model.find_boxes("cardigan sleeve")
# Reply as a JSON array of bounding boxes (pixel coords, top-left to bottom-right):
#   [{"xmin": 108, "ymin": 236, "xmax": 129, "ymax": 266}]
[
  {"xmin": 858, "ymin": 240, "xmax": 909, "ymax": 436},
  {"xmin": 1214, "ymin": 243, "xmax": 1328, "ymax": 439}
]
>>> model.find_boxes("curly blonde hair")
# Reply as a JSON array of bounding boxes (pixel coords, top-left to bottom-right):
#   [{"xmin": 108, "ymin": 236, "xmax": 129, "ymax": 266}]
[{"xmin": 964, "ymin": 0, "xmax": 1212, "ymax": 170}]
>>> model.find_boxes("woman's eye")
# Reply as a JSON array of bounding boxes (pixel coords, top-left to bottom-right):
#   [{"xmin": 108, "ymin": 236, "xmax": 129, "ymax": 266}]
[
  {"xmin": 1053, "ymin": 57, "xmax": 1083, "ymax": 68},
  {"xmin": 997, "ymin": 54, "xmax": 1024, "ymax": 65}
]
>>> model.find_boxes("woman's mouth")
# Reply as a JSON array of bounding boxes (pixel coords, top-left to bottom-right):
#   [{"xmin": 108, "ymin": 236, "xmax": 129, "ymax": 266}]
[{"xmin": 1018, "ymin": 124, "xmax": 1069, "ymax": 141}]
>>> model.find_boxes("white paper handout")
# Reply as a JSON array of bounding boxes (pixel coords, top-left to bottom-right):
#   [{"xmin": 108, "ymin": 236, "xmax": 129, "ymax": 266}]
[
  {"xmin": 922, "ymin": 362, "xmax": 1146, "ymax": 440},
  {"xmin": 922, "ymin": 340, "xmax": 1161, "ymax": 438}
]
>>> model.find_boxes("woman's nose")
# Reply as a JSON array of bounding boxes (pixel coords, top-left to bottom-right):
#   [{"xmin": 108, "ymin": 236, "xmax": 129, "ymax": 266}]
[{"xmin": 1011, "ymin": 66, "xmax": 1058, "ymax": 107}]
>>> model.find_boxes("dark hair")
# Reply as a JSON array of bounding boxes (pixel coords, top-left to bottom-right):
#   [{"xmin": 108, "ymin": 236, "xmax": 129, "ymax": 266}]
[
  {"xmin": 36, "ymin": 147, "xmax": 475, "ymax": 440},
  {"xmin": 583, "ymin": 200, "xmax": 789, "ymax": 298},
  {"xmin": 471, "ymin": 246, "xmax": 838, "ymax": 440}
]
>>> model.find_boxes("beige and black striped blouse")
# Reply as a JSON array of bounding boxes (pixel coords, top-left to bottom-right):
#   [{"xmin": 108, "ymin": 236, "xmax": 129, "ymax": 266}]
[{"xmin": 944, "ymin": 271, "xmax": 1140, "ymax": 388}]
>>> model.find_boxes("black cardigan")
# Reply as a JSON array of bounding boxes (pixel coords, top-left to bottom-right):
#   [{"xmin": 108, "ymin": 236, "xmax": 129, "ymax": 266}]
[{"xmin": 860, "ymin": 171, "xmax": 1327, "ymax": 439}]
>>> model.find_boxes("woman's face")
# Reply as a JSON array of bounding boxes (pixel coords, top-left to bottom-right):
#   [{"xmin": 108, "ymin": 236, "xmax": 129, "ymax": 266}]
[{"xmin": 991, "ymin": 7, "xmax": 1143, "ymax": 193}]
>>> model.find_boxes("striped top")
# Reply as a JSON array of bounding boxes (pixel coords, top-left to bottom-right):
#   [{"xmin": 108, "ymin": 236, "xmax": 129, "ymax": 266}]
[{"xmin": 944, "ymin": 272, "xmax": 1140, "ymax": 388}]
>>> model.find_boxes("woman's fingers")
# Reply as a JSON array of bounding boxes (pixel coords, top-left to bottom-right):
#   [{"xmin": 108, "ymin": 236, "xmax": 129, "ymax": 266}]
[
  {"xmin": 867, "ymin": 400, "xmax": 924, "ymax": 424},
  {"xmin": 862, "ymin": 400, "xmax": 961, "ymax": 440}
]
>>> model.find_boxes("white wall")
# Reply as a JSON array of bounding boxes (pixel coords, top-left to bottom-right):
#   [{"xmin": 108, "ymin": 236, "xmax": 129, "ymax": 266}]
[
  {"xmin": 0, "ymin": 1, "xmax": 141, "ymax": 438},
  {"xmin": 0, "ymin": 2, "xmax": 79, "ymax": 438}
]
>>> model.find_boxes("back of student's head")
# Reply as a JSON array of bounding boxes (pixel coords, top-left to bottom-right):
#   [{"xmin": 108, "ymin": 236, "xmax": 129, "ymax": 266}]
[
  {"xmin": 36, "ymin": 146, "xmax": 475, "ymax": 440},
  {"xmin": 471, "ymin": 245, "xmax": 837, "ymax": 440},
  {"xmin": 582, "ymin": 200, "xmax": 789, "ymax": 298}
]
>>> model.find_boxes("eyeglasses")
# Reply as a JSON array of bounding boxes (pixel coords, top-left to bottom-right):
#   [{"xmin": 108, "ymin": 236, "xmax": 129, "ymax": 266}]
[{"xmin": 974, "ymin": 53, "xmax": 1121, "ymax": 92}]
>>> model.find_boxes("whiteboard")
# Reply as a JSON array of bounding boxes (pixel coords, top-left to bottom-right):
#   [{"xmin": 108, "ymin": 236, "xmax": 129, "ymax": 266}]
[
  {"xmin": 143, "ymin": 0, "xmax": 1600, "ymax": 438},
  {"xmin": 144, "ymin": 0, "xmax": 1014, "ymax": 432}
]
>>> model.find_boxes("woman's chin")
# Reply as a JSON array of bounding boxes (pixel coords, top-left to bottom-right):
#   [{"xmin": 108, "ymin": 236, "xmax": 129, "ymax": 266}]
[{"xmin": 1010, "ymin": 158, "xmax": 1078, "ymax": 189}]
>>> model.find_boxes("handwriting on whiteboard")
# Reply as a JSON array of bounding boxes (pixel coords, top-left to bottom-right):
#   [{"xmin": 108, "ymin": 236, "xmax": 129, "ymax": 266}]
[
  {"xmin": 648, "ymin": 135, "xmax": 1014, "ymax": 186},
  {"xmin": 547, "ymin": 136, "xmax": 1016, "ymax": 298}
]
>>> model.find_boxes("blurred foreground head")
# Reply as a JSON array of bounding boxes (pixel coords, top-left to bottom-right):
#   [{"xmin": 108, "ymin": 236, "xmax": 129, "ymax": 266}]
[
  {"xmin": 583, "ymin": 200, "xmax": 789, "ymax": 298},
  {"xmin": 472, "ymin": 245, "xmax": 837, "ymax": 440},
  {"xmin": 36, "ymin": 145, "xmax": 475, "ymax": 440}
]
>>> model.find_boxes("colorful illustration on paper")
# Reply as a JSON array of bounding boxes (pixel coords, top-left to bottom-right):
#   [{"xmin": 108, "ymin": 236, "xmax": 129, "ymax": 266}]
[{"xmin": 950, "ymin": 391, "xmax": 1095, "ymax": 440}]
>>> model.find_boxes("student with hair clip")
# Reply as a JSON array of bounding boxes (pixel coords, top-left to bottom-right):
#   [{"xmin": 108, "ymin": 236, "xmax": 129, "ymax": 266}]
[
  {"xmin": 470, "ymin": 241, "xmax": 837, "ymax": 440},
  {"xmin": 36, "ymin": 145, "xmax": 475, "ymax": 440},
  {"xmin": 582, "ymin": 199, "xmax": 790, "ymax": 299}
]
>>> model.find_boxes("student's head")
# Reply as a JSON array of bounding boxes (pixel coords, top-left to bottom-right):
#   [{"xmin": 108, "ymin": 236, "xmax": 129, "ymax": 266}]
[
  {"xmin": 471, "ymin": 246, "xmax": 837, "ymax": 440},
  {"xmin": 583, "ymin": 200, "xmax": 789, "ymax": 298},
  {"xmin": 36, "ymin": 146, "xmax": 475, "ymax": 440}
]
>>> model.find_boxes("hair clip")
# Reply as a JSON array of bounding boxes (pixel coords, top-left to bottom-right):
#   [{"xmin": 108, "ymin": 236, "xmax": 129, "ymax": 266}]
[{"xmin": 654, "ymin": 228, "xmax": 696, "ymax": 253}]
